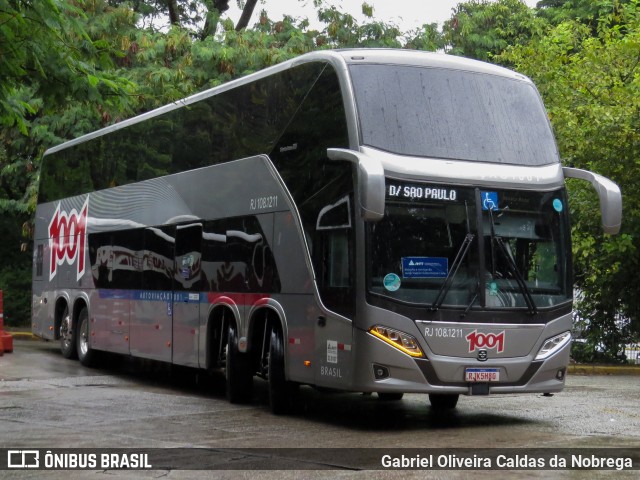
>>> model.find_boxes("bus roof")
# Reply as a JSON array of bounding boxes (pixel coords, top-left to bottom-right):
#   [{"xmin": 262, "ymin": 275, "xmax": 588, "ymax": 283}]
[
  {"xmin": 332, "ymin": 48, "xmax": 528, "ymax": 80},
  {"xmin": 44, "ymin": 49, "xmax": 530, "ymax": 156}
]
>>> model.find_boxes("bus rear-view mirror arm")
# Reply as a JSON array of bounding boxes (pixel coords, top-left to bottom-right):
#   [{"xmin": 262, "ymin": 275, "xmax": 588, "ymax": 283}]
[
  {"xmin": 327, "ymin": 148, "xmax": 385, "ymax": 221},
  {"xmin": 563, "ymin": 167, "xmax": 622, "ymax": 235}
]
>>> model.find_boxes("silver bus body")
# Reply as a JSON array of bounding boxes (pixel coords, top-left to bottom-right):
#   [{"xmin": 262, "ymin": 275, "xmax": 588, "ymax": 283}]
[{"xmin": 32, "ymin": 49, "xmax": 621, "ymax": 411}]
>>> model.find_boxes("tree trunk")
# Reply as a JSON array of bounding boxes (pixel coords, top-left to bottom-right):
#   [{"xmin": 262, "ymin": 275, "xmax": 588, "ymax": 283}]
[
  {"xmin": 167, "ymin": 0, "xmax": 180, "ymax": 26},
  {"xmin": 201, "ymin": 1, "xmax": 231, "ymax": 39},
  {"xmin": 236, "ymin": 0, "xmax": 259, "ymax": 31},
  {"xmin": 213, "ymin": 0, "xmax": 230, "ymax": 13}
]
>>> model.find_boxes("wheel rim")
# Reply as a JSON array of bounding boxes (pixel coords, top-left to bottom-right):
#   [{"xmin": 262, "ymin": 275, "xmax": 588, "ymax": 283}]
[
  {"xmin": 60, "ymin": 315, "xmax": 72, "ymax": 350},
  {"xmin": 79, "ymin": 318, "xmax": 89, "ymax": 357}
]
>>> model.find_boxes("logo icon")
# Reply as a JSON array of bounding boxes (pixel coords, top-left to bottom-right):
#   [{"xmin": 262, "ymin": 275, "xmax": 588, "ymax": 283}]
[
  {"xmin": 466, "ymin": 330, "xmax": 505, "ymax": 354},
  {"xmin": 7, "ymin": 450, "xmax": 40, "ymax": 468},
  {"xmin": 48, "ymin": 198, "xmax": 89, "ymax": 281},
  {"xmin": 481, "ymin": 191, "xmax": 499, "ymax": 211},
  {"xmin": 477, "ymin": 349, "xmax": 488, "ymax": 361}
]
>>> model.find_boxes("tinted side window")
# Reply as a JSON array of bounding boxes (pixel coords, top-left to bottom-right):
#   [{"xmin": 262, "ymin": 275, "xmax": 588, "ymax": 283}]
[
  {"xmin": 271, "ymin": 65, "xmax": 351, "ymax": 209},
  {"xmin": 38, "ymin": 63, "xmax": 326, "ymax": 203},
  {"xmin": 89, "ymin": 231, "xmax": 113, "ymax": 288},
  {"xmin": 271, "ymin": 65, "xmax": 354, "ymax": 317},
  {"xmin": 174, "ymin": 223, "xmax": 204, "ymax": 292},
  {"xmin": 143, "ymin": 226, "xmax": 175, "ymax": 291},
  {"xmin": 202, "ymin": 216, "xmax": 280, "ymax": 294},
  {"xmin": 312, "ymin": 191, "xmax": 355, "ymax": 318},
  {"xmin": 88, "ymin": 229, "xmax": 144, "ymax": 289},
  {"xmin": 35, "ymin": 244, "xmax": 44, "ymax": 277}
]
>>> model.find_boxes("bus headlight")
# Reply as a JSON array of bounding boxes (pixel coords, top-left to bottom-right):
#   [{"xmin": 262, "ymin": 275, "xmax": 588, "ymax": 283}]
[
  {"xmin": 369, "ymin": 325, "xmax": 424, "ymax": 358},
  {"xmin": 535, "ymin": 331, "xmax": 571, "ymax": 360}
]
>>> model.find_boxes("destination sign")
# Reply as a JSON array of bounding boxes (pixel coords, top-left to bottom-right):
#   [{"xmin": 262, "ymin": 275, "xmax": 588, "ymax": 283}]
[{"xmin": 387, "ymin": 182, "xmax": 458, "ymax": 202}]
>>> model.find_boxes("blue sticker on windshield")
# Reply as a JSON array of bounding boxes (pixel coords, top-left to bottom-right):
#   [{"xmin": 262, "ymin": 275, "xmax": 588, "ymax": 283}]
[
  {"xmin": 553, "ymin": 198, "xmax": 563, "ymax": 212},
  {"xmin": 481, "ymin": 191, "xmax": 499, "ymax": 211},
  {"xmin": 383, "ymin": 273, "xmax": 401, "ymax": 291},
  {"xmin": 402, "ymin": 257, "xmax": 448, "ymax": 279}
]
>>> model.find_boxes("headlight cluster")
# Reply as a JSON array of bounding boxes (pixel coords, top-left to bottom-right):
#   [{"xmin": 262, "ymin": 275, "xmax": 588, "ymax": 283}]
[
  {"xmin": 535, "ymin": 331, "xmax": 572, "ymax": 360},
  {"xmin": 369, "ymin": 325, "xmax": 424, "ymax": 358}
]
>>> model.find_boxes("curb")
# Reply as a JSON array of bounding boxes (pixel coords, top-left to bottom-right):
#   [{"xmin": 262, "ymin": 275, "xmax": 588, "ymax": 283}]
[
  {"xmin": 4, "ymin": 329, "xmax": 39, "ymax": 341},
  {"xmin": 9, "ymin": 331, "xmax": 39, "ymax": 341},
  {"xmin": 567, "ymin": 364, "xmax": 640, "ymax": 376}
]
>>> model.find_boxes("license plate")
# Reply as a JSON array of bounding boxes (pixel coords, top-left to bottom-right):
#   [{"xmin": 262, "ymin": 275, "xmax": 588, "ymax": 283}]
[{"xmin": 465, "ymin": 368, "xmax": 500, "ymax": 382}]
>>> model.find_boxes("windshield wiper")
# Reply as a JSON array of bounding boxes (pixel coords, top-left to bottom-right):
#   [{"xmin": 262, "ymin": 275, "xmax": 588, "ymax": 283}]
[
  {"xmin": 487, "ymin": 208, "xmax": 537, "ymax": 315},
  {"xmin": 461, "ymin": 281, "xmax": 480, "ymax": 318},
  {"xmin": 493, "ymin": 236, "xmax": 538, "ymax": 315},
  {"xmin": 430, "ymin": 233, "xmax": 475, "ymax": 311}
]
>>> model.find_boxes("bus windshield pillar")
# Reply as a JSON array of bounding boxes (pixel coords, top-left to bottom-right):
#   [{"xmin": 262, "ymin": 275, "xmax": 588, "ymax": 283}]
[{"xmin": 327, "ymin": 148, "xmax": 385, "ymax": 221}]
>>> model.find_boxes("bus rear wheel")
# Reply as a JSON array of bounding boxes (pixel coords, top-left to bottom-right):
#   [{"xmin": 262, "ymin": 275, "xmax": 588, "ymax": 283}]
[
  {"xmin": 268, "ymin": 324, "xmax": 296, "ymax": 415},
  {"xmin": 76, "ymin": 307, "xmax": 97, "ymax": 367},
  {"xmin": 59, "ymin": 306, "xmax": 77, "ymax": 359},
  {"xmin": 428, "ymin": 393, "xmax": 459, "ymax": 410},
  {"xmin": 225, "ymin": 323, "xmax": 253, "ymax": 403}
]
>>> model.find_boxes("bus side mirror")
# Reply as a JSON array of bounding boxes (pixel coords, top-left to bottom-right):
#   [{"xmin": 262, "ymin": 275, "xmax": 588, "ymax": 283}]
[
  {"xmin": 327, "ymin": 148, "xmax": 385, "ymax": 221},
  {"xmin": 563, "ymin": 167, "xmax": 622, "ymax": 234}
]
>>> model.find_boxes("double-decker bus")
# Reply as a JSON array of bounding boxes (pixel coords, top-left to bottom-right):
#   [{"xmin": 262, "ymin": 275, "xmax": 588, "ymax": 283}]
[{"xmin": 32, "ymin": 49, "xmax": 621, "ymax": 413}]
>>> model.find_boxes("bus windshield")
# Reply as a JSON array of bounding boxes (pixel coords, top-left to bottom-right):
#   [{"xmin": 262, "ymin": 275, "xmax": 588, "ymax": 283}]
[
  {"xmin": 367, "ymin": 184, "xmax": 571, "ymax": 311},
  {"xmin": 349, "ymin": 64, "xmax": 559, "ymax": 166}
]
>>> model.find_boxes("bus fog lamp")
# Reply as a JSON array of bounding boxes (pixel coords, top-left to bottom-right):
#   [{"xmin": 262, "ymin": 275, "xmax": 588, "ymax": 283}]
[
  {"xmin": 535, "ymin": 331, "xmax": 571, "ymax": 360},
  {"xmin": 369, "ymin": 326, "xmax": 424, "ymax": 358}
]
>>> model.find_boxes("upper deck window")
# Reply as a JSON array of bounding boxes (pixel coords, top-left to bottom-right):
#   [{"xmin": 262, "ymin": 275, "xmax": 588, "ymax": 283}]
[{"xmin": 349, "ymin": 64, "xmax": 559, "ymax": 166}]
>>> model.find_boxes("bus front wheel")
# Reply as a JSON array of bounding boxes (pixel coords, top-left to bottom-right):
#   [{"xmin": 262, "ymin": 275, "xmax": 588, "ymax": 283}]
[
  {"xmin": 428, "ymin": 393, "xmax": 459, "ymax": 410},
  {"xmin": 225, "ymin": 323, "xmax": 253, "ymax": 403}
]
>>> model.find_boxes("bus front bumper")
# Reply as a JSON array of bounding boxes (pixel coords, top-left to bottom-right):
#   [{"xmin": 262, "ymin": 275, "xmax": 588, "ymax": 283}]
[{"xmin": 351, "ymin": 326, "xmax": 571, "ymax": 396}]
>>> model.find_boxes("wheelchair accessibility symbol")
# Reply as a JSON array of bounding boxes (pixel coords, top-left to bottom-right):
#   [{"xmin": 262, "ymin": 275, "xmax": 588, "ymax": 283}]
[{"xmin": 481, "ymin": 191, "xmax": 499, "ymax": 211}]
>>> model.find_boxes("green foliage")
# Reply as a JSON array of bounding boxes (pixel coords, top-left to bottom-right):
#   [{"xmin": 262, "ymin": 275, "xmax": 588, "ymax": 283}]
[
  {"xmin": 0, "ymin": 216, "xmax": 31, "ymax": 326},
  {"xmin": 0, "ymin": 0, "xmax": 138, "ymax": 220},
  {"xmin": 443, "ymin": 0, "xmax": 547, "ymax": 61},
  {"xmin": 405, "ymin": 23, "xmax": 446, "ymax": 51},
  {"xmin": 535, "ymin": 0, "xmax": 634, "ymax": 32},
  {"xmin": 0, "ymin": 1, "xmax": 135, "ymax": 136},
  {"xmin": 500, "ymin": 0, "xmax": 640, "ymax": 357},
  {"xmin": 316, "ymin": 3, "xmax": 403, "ymax": 48}
]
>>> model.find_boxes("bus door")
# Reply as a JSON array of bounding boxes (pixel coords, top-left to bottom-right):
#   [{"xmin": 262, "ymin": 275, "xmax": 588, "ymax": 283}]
[
  {"xmin": 172, "ymin": 223, "xmax": 202, "ymax": 367},
  {"xmin": 313, "ymin": 195, "xmax": 355, "ymax": 388}
]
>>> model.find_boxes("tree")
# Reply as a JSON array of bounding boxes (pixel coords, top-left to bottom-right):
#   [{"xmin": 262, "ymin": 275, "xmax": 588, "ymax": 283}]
[
  {"xmin": 0, "ymin": 0, "xmax": 134, "ymax": 137},
  {"xmin": 109, "ymin": 0, "xmax": 261, "ymax": 33},
  {"xmin": 0, "ymin": 1, "xmax": 137, "ymax": 326},
  {"xmin": 235, "ymin": 0, "xmax": 259, "ymax": 30},
  {"xmin": 443, "ymin": 0, "xmax": 547, "ymax": 62},
  {"xmin": 500, "ymin": 0, "xmax": 640, "ymax": 361},
  {"xmin": 535, "ymin": 0, "xmax": 635, "ymax": 32}
]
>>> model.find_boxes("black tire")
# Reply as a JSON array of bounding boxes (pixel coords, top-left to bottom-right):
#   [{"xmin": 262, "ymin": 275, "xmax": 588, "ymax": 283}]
[
  {"xmin": 377, "ymin": 392, "xmax": 404, "ymax": 401},
  {"xmin": 59, "ymin": 306, "xmax": 77, "ymax": 359},
  {"xmin": 225, "ymin": 323, "xmax": 253, "ymax": 403},
  {"xmin": 268, "ymin": 324, "xmax": 296, "ymax": 415},
  {"xmin": 76, "ymin": 307, "xmax": 98, "ymax": 367},
  {"xmin": 429, "ymin": 393, "xmax": 459, "ymax": 410}
]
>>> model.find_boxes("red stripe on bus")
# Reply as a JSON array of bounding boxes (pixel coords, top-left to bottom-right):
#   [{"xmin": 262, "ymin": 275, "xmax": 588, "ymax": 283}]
[{"xmin": 206, "ymin": 292, "xmax": 271, "ymax": 306}]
